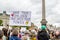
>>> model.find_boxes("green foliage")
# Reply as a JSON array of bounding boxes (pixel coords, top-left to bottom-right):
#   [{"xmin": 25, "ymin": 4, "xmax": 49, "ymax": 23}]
[
  {"xmin": 12, "ymin": 26, "xmax": 18, "ymax": 28},
  {"xmin": 11, "ymin": 26, "xmax": 29, "ymax": 29},
  {"xmin": 26, "ymin": 26, "xmax": 29, "ymax": 30},
  {"xmin": 0, "ymin": 20, "xmax": 3, "ymax": 26}
]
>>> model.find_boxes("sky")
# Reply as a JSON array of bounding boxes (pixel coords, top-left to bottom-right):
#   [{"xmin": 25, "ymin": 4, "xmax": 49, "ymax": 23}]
[{"xmin": 0, "ymin": 0, "xmax": 60, "ymax": 27}]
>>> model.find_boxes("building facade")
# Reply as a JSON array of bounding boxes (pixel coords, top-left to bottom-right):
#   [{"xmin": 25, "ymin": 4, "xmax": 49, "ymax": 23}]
[{"xmin": 0, "ymin": 11, "xmax": 9, "ymax": 28}]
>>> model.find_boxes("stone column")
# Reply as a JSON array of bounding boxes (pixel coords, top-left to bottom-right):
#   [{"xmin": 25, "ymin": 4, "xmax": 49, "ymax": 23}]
[
  {"xmin": 41, "ymin": 0, "xmax": 47, "ymax": 25},
  {"xmin": 42, "ymin": 0, "xmax": 45, "ymax": 19}
]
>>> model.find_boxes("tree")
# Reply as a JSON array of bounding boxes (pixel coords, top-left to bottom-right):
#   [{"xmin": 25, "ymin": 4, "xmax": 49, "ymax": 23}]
[{"xmin": 0, "ymin": 20, "xmax": 3, "ymax": 26}]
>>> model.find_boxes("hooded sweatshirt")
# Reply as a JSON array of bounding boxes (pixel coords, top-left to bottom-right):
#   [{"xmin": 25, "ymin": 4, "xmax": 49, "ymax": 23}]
[{"xmin": 9, "ymin": 36, "xmax": 21, "ymax": 40}]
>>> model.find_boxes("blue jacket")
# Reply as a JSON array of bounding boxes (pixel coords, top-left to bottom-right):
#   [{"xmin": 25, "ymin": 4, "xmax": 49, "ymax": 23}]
[{"xmin": 9, "ymin": 36, "xmax": 21, "ymax": 40}]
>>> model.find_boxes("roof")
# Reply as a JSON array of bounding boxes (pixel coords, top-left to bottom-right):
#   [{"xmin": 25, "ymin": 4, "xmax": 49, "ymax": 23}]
[{"xmin": 0, "ymin": 13, "xmax": 10, "ymax": 16}]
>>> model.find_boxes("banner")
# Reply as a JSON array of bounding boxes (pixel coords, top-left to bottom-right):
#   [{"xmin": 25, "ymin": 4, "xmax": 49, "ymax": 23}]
[{"xmin": 9, "ymin": 11, "xmax": 31, "ymax": 26}]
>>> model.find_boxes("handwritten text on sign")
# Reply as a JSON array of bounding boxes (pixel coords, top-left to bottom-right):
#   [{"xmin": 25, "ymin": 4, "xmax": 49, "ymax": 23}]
[{"xmin": 9, "ymin": 11, "xmax": 31, "ymax": 26}]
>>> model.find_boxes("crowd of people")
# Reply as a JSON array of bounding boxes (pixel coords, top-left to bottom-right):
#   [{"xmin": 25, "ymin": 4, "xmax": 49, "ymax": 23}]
[{"xmin": 0, "ymin": 25, "xmax": 60, "ymax": 40}]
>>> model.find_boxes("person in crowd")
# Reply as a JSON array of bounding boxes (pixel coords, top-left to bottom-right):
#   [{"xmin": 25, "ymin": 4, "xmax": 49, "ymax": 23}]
[
  {"xmin": 0, "ymin": 30, "xmax": 3, "ymax": 40},
  {"xmin": 55, "ymin": 31, "xmax": 60, "ymax": 39},
  {"xmin": 46, "ymin": 28, "xmax": 50, "ymax": 39},
  {"xmin": 18, "ymin": 29, "xmax": 22, "ymax": 40},
  {"xmin": 21, "ymin": 30, "xmax": 30, "ymax": 40},
  {"xmin": 50, "ymin": 31, "xmax": 55, "ymax": 40},
  {"xmin": 10, "ymin": 29, "xmax": 13, "ymax": 37},
  {"xmin": 30, "ymin": 30, "xmax": 37, "ymax": 40},
  {"xmin": 9, "ymin": 29, "xmax": 21, "ymax": 40},
  {"xmin": 37, "ymin": 25, "xmax": 50, "ymax": 40},
  {"xmin": 2, "ymin": 28, "xmax": 8, "ymax": 40}
]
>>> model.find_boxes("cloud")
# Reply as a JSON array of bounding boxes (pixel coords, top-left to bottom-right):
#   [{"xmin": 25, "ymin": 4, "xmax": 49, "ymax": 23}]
[
  {"xmin": 0, "ymin": 0, "xmax": 32, "ymax": 11},
  {"xmin": 46, "ymin": 0, "xmax": 60, "ymax": 24},
  {"xmin": 30, "ymin": 0, "xmax": 41, "ymax": 5},
  {"xmin": 0, "ymin": 0, "xmax": 60, "ymax": 27}
]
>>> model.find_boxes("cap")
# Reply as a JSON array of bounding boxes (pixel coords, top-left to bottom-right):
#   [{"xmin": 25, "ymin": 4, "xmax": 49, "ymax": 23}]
[{"xmin": 41, "ymin": 25, "xmax": 46, "ymax": 30}]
